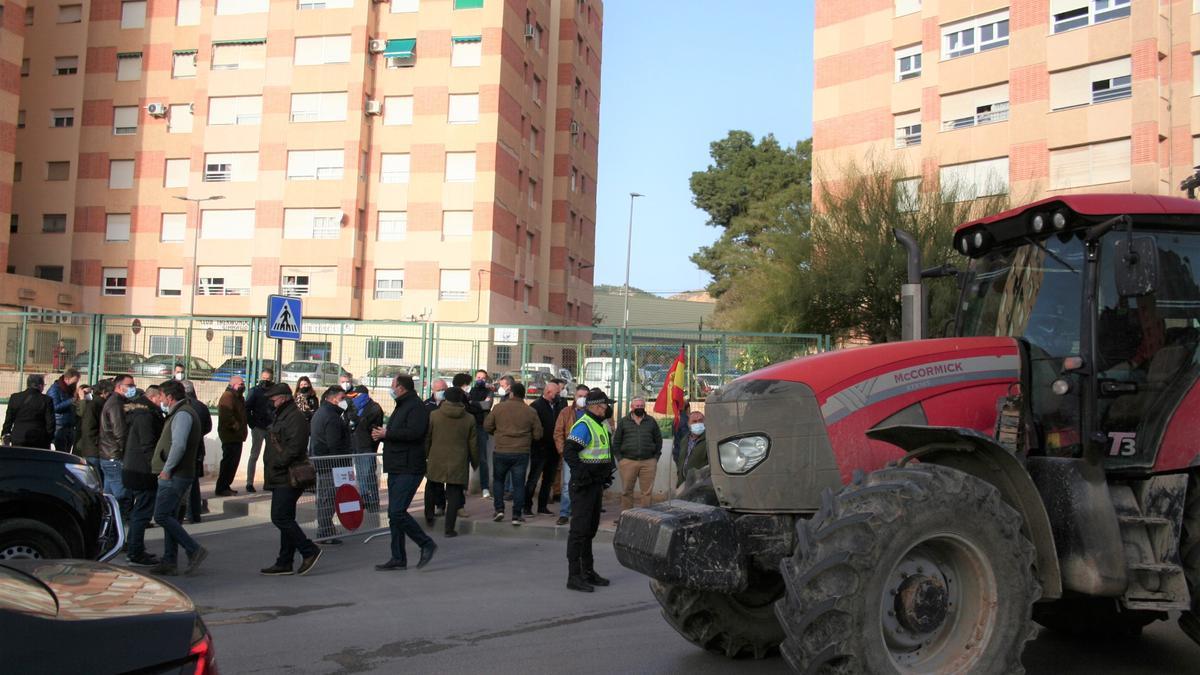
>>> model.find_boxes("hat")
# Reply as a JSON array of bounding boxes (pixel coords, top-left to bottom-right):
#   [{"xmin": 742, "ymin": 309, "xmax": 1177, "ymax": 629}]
[
  {"xmin": 584, "ymin": 387, "xmax": 611, "ymax": 405},
  {"xmin": 264, "ymin": 382, "xmax": 293, "ymax": 398}
]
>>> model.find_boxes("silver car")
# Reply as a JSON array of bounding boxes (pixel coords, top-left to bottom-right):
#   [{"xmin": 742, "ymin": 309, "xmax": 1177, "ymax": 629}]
[{"xmin": 281, "ymin": 360, "xmax": 350, "ymax": 387}]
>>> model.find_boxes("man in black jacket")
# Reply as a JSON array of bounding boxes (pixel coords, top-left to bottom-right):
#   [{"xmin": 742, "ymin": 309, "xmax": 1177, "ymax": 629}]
[
  {"xmin": 370, "ymin": 375, "xmax": 436, "ymax": 571},
  {"xmin": 122, "ymin": 385, "xmax": 164, "ymax": 566},
  {"xmin": 2, "ymin": 374, "xmax": 55, "ymax": 448},
  {"xmin": 310, "ymin": 386, "xmax": 351, "ymax": 542},
  {"xmin": 244, "ymin": 368, "xmax": 276, "ymax": 493},
  {"xmin": 527, "ymin": 379, "xmax": 565, "ymax": 516},
  {"xmin": 466, "ymin": 370, "xmax": 493, "ymax": 498},
  {"xmin": 349, "ymin": 385, "xmax": 383, "ymax": 511},
  {"xmin": 260, "ymin": 383, "xmax": 322, "ymax": 576}
]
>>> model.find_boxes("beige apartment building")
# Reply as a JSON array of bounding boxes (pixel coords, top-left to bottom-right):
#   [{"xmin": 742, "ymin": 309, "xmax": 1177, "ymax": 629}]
[
  {"xmin": 1, "ymin": 0, "xmax": 602, "ymax": 331},
  {"xmin": 813, "ymin": 0, "xmax": 1200, "ymax": 208}
]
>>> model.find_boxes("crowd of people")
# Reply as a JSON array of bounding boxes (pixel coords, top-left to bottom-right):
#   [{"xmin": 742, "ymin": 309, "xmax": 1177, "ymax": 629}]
[{"xmin": 2, "ymin": 364, "xmax": 714, "ymax": 590}]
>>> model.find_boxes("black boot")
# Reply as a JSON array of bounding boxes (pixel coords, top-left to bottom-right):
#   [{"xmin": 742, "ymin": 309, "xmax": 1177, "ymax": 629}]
[
  {"xmin": 567, "ymin": 561, "xmax": 594, "ymax": 592},
  {"xmin": 584, "ymin": 567, "xmax": 610, "ymax": 587}
]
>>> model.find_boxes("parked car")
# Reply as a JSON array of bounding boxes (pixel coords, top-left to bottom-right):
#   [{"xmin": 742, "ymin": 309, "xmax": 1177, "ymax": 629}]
[
  {"xmin": 580, "ymin": 357, "xmax": 639, "ymax": 401},
  {"xmin": 521, "ymin": 363, "xmax": 576, "ymax": 390},
  {"xmin": 281, "ymin": 361, "xmax": 350, "ymax": 387},
  {"xmin": 134, "ymin": 355, "xmax": 216, "ymax": 380},
  {"xmin": 363, "ymin": 364, "xmax": 418, "ymax": 389},
  {"xmin": 211, "ymin": 358, "xmax": 280, "ymax": 382},
  {"xmin": 0, "ymin": 446, "xmax": 123, "ymax": 561},
  {"xmin": 0, "ymin": 558, "xmax": 218, "ymax": 673},
  {"xmin": 68, "ymin": 351, "xmax": 145, "ymax": 379}
]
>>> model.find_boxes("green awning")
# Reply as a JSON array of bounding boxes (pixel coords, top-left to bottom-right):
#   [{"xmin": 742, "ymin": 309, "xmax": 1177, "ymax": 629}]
[
  {"xmin": 174, "ymin": 49, "xmax": 197, "ymax": 55},
  {"xmin": 384, "ymin": 38, "xmax": 416, "ymax": 58},
  {"xmin": 454, "ymin": 0, "xmax": 484, "ymax": 9},
  {"xmin": 452, "ymin": 35, "xmax": 482, "ymax": 43},
  {"xmin": 211, "ymin": 38, "xmax": 266, "ymax": 46},
  {"xmin": 117, "ymin": 52, "xmax": 142, "ymax": 58}
]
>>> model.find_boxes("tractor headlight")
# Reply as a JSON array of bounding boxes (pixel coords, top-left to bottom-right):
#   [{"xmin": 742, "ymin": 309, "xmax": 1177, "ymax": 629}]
[
  {"xmin": 718, "ymin": 435, "xmax": 770, "ymax": 475},
  {"xmin": 66, "ymin": 462, "xmax": 100, "ymax": 490}
]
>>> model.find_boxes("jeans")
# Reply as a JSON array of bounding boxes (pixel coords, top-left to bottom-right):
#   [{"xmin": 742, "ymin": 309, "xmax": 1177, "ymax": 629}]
[
  {"xmin": 246, "ymin": 427, "xmax": 268, "ymax": 488},
  {"xmin": 99, "ymin": 458, "xmax": 129, "ymax": 519},
  {"xmin": 125, "ymin": 484, "xmax": 158, "ymax": 558},
  {"xmin": 386, "ymin": 473, "xmax": 432, "ymax": 563},
  {"xmin": 215, "ymin": 441, "xmax": 243, "ymax": 493},
  {"xmin": 525, "ymin": 448, "xmax": 559, "ymax": 512},
  {"xmin": 353, "ymin": 454, "xmax": 380, "ymax": 510},
  {"xmin": 559, "ymin": 460, "xmax": 572, "ymax": 518},
  {"xmin": 53, "ymin": 426, "xmax": 75, "ymax": 454},
  {"xmin": 270, "ymin": 486, "xmax": 319, "ymax": 567},
  {"xmin": 475, "ymin": 424, "xmax": 490, "ymax": 490},
  {"xmin": 154, "ymin": 476, "xmax": 200, "ymax": 565},
  {"xmin": 491, "ymin": 452, "xmax": 529, "ymax": 517}
]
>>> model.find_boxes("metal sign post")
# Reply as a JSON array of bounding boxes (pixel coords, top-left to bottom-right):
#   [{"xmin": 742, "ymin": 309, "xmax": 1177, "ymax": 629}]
[{"xmin": 266, "ymin": 295, "xmax": 303, "ymax": 376}]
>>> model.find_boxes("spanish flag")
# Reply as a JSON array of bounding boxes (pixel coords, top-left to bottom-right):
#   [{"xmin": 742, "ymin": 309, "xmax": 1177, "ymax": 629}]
[{"xmin": 653, "ymin": 346, "xmax": 688, "ymax": 430}]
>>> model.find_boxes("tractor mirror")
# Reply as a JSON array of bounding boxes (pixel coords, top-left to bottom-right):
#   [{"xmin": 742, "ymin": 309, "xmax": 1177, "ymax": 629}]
[{"xmin": 1114, "ymin": 237, "xmax": 1158, "ymax": 297}]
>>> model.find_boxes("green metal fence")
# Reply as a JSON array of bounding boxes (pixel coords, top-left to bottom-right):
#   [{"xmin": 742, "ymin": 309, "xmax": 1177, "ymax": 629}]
[{"xmin": 0, "ymin": 311, "xmax": 829, "ymax": 412}]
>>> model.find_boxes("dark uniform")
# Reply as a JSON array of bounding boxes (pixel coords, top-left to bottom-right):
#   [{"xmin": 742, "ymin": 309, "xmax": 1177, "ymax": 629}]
[
  {"xmin": 561, "ymin": 388, "xmax": 616, "ymax": 592},
  {"xmin": 2, "ymin": 377, "xmax": 55, "ymax": 448}
]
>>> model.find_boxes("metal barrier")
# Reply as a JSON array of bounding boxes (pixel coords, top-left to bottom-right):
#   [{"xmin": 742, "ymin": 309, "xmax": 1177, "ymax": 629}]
[{"xmin": 299, "ymin": 453, "xmax": 386, "ymax": 542}]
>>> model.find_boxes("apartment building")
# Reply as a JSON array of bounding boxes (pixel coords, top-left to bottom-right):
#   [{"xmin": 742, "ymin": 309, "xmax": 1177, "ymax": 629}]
[
  {"xmin": 813, "ymin": 0, "xmax": 1198, "ymax": 208},
  {"xmin": 4, "ymin": 0, "xmax": 602, "ymax": 327}
]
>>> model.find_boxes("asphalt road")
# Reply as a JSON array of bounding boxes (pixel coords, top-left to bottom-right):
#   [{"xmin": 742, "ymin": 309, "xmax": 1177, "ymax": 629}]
[{"xmin": 158, "ymin": 522, "xmax": 1200, "ymax": 674}]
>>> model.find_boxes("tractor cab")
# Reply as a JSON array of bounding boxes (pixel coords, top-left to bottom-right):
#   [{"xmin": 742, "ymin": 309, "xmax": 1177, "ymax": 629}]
[{"xmin": 953, "ymin": 194, "xmax": 1200, "ymax": 472}]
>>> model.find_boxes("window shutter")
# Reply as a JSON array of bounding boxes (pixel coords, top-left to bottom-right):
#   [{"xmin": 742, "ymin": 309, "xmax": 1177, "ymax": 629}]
[
  {"xmin": 940, "ymin": 90, "xmax": 977, "ymax": 125},
  {"xmin": 448, "ymin": 93, "xmax": 479, "ymax": 122},
  {"xmin": 1090, "ymin": 57, "xmax": 1131, "ymax": 82},
  {"xmin": 165, "ymin": 158, "xmax": 189, "ymax": 187},
  {"xmin": 161, "ymin": 213, "xmax": 186, "ymax": 241},
  {"xmin": 106, "ymin": 214, "xmax": 131, "ymax": 241},
  {"xmin": 1050, "ymin": 145, "xmax": 1091, "ymax": 189},
  {"xmin": 287, "ymin": 151, "xmax": 316, "ymax": 179},
  {"xmin": 1050, "ymin": 67, "xmax": 1090, "ymax": 109},
  {"xmin": 442, "ymin": 211, "xmax": 473, "ymax": 237},
  {"xmin": 1090, "ymin": 139, "xmax": 1131, "ymax": 185},
  {"xmin": 113, "ymin": 106, "xmax": 139, "ymax": 130},
  {"xmin": 109, "ymin": 160, "xmax": 135, "ymax": 188}
]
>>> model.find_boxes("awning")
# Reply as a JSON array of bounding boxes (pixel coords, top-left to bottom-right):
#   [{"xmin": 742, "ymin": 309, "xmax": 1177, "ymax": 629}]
[
  {"xmin": 212, "ymin": 38, "xmax": 266, "ymax": 46},
  {"xmin": 384, "ymin": 38, "xmax": 416, "ymax": 58},
  {"xmin": 451, "ymin": 35, "xmax": 482, "ymax": 44},
  {"xmin": 117, "ymin": 52, "xmax": 142, "ymax": 58}
]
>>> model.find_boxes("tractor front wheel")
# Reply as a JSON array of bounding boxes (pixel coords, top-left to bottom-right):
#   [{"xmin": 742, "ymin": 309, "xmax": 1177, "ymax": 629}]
[
  {"xmin": 775, "ymin": 464, "xmax": 1040, "ymax": 674},
  {"xmin": 1179, "ymin": 471, "xmax": 1200, "ymax": 646}
]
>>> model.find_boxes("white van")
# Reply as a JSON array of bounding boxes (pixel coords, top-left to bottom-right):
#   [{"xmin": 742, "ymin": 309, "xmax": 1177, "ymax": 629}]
[{"xmin": 580, "ymin": 357, "xmax": 638, "ymax": 401}]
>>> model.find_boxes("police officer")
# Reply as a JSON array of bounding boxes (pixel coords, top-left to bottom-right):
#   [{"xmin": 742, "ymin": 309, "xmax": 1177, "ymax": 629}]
[{"xmin": 562, "ymin": 388, "xmax": 616, "ymax": 592}]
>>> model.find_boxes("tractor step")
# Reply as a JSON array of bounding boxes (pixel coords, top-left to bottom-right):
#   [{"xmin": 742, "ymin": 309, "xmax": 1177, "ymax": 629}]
[
  {"xmin": 1118, "ymin": 515, "xmax": 1173, "ymax": 528},
  {"xmin": 1127, "ymin": 562, "xmax": 1183, "ymax": 574}
]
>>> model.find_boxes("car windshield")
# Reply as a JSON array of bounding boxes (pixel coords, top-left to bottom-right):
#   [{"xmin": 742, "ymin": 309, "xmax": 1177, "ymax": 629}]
[{"xmin": 285, "ymin": 362, "xmax": 319, "ymax": 373}]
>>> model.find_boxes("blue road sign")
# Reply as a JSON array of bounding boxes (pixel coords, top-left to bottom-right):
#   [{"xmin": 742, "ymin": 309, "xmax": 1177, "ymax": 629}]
[{"xmin": 267, "ymin": 295, "xmax": 302, "ymax": 341}]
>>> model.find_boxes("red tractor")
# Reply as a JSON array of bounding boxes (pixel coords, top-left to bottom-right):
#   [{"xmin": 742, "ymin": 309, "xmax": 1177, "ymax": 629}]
[{"xmin": 614, "ymin": 194, "xmax": 1200, "ymax": 673}]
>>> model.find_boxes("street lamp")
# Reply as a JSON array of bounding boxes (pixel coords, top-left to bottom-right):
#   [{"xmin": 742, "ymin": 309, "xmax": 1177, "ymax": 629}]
[
  {"xmin": 173, "ymin": 195, "xmax": 225, "ymax": 315},
  {"xmin": 622, "ymin": 192, "xmax": 644, "ymax": 332}
]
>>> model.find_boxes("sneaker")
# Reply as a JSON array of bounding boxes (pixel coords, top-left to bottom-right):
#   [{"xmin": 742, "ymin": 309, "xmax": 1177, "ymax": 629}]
[
  {"xmin": 260, "ymin": 564, "xmax": 293, "ymax": 576},
  {"xmin": 148, "ymin": 562, "xmax": 178, "ymax": 576},
  {"xmin": 125, "ymin": 553, "xmax": 159, "ymax": 567},
  {"xmin": 481, "ymin": 489, "xmax": 492, "ymax": 500},
  {"xmin": 556, "ymin": 516, "xmax": 569, "ymax": 526},
  {"xmin": 185, "ymin": 546, "xmax": 209, "ymax": 576},
  {"xmin": 523, "ymin": 508, "xmax": 534, "ymax": 517},
  {"xmin": 297, "ymin": 549, "xmax": 323, "ymax": 576},
  {"xmin": 375, "ymin": 558, "xmax": 406, "ymax": 571},
  {"xmin": 492, "ymin": 512, "xmax": 505, "ymax": 522},
  {"xmin": 416, "ymin": 542, "xmax": 437, "ymax": 569},
  {"xmin": 512, "ymin": 517, "xmax": 524, "ymax": 526},
  {"xmin": 245, "ymin": 485, "xmax": 257, "ymax": 493},
  {"xmin": 457, "ymin": 508, "xmax": 469, "ymax": 518}
]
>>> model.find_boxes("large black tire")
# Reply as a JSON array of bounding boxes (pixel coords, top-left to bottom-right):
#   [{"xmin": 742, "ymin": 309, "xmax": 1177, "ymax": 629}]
[
  {"xmin": 0, "ymin": 519, "xmax": 71, "ymax": 560},
  {"xmin": 775, "ymin": 464, "xmax": 1040, "ymax": 674},
  {"xmin": 1179, "ymin": 471, "xmax": 1200, "ymax": 645},
  {"xmin": 1032, "ymin": 598, "xmax": 1160, "ymax": 638},
  {"xmin": 649, "ymin": 466, "xmax": 786, "ymax": 659}
]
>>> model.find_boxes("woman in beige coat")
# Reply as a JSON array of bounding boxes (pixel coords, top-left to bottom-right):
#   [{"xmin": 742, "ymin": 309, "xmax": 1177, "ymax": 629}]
[{"xmin": 424, "ymin": 387, "xmax": 478, "ymax": 536}]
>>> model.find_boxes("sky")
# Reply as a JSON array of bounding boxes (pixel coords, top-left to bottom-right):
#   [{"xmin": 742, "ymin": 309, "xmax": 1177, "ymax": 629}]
[{"xmin": 592, "ymin": 1, "xmax": 814, "ymax": 296}]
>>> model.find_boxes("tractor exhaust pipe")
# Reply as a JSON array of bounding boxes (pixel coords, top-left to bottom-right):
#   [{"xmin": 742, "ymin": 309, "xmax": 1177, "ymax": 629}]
[{"xmin": 894, "ymin": 228, "xmax": 924, "ymax": 341}]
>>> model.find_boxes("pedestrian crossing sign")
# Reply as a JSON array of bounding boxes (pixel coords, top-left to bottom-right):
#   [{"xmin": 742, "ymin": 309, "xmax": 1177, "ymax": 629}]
[{"xmin": 267, "ymin": 295, "xmax": 303, "ymax": 341}]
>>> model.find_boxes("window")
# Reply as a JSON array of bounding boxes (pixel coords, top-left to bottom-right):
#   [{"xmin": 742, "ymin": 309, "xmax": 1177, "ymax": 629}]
[
  {"xmin": 294, "ymin": 35, "xmax": 351, "ymax": 65},
  {"xmin": 116, "ymin": 52, "xmax": 142, "ymax": 81},
  {"xmin": 448, "ymin": 93, "xmax": 479, "ymax": 124},
  {"xmin": 54, "ymin": 56, "xmax": 79, "ymax": 75},
  {"xmin": 896, "ymin": 0, "xmax": 921, "ymax": 16},
  {"xmin": 1052, "ymin": 0, "xmax": 1130, "ymax": 34},
  {"xmin": 204, "ymin": 152, "xmax": 258, "ymax": 182},
  {"xmin": 440, "ymin": 269, "xmax": 469, "ymax": 301},
  {"xmin": 35, "ymin": 266, "xmax": 65, "ymax": 282},
  {"xmin": 113, "ymin": 106, "xmax": 139, "ymax": 135},
  {"xmin": 380, "ymin": 154, "xmax": 410, "ymax": 183},
  {"xmin": 24, "ymin": 6, "xmax": 33, "ymax": 25},
  {"xmin": 148, "ymin": 336, "xmax": 185, "ymax": 355},
  {"xmin": 532, "ymin": 75, "xmax": 543, "ymax": 104},
  {"xmin": 43, "ymin": 214, "xmax": 67, "ymax": 233},
  {"xmin": 373, "ymin": 270, "xmax": 405, "ymax": 299},
  {"xmin": 442, "ymin": 211, "xmax": 473, "ymax": 238},
  {"xmin": 282, "ymin": 273, "xmax": 310, "ymax": 296},
  {"xmin": 286, "ymin": 149, "xmax": 344, "ymax": 180},
  {"xmin": 156, "ymin": 268, "xmax": 183, "ymax": 297},
  {"xmin": 46, "ymin": 162, "xmax": 70, "ymax": 181},
  {"xmin": 283, "ymin": 208, "xmax": 342, "ymax": 239},
  {"xmin": 172, "ymin": 51, "xmax": 197, "ymax": 78},
  {"xmin": 1049, "ymin": 138, "xmax": 1131, "ymax": 189},
  {"xmin": 941, "ymin": 11, "xmax": 1008, "ymax": 60},
  {"xmin": 894, "ymin": 111, "xmax": 921, "ymax": 147},
  {"xmin": 177, "ymin": 0, "xmax": 201, "ymax": 25},
  {"xmin": 51, "ymin": 108, "xmax": 74, "ymax": 127},
  {"xmin": 212, "ymin": 40, "xmax": 267, "ymax": 70},
  {"xmin": 570, "ymin": 167, "xmax": 578, "ymax": 192},
  {"xmin": 378, "ymin": 212, "xmax": 407, "ymax": 241},
  {"xmin": 208, "ymin": 95, "xmax": 262, "ymax": 125},
  {"xmin": 103, "ymin": 268, "xmax": 128, "ymax": 296},
  {"xmin": 168, "ymin": 104, "xmax": 194, "ymax": 133},
  {"xmin": 940, "ymin": 83, "xmax": 1009, "ymax": 130},
  {"xmin": 384, "ymin": 96, "xmax": 413, "ymax": 125},
  {"xmin": 939, "ymin": 157, "xmax": 1009, "ymax": 201},
  {"xmin": 495, "ymin": 345, "xmax": 511, "ymax": 366},
  {"xmin": 451, "ymin": 36, "xmax": 482, "ymax": 67},
  {"xmin": 527, "ymin": 177, "xmax": 538, "ymax": 207},
  {"xmin": 530, "ymin": 126, "xmax": 540, "ymax": 155},
  {"xmin": 366, "ymin": 339, "xmax": 405, "ymax": 359},
  {"xmin": 523, "ymin": 284, "xmax": 532, "ymax": 312},
  {"xmin": 200, "ymin": 210, "xmax": 255, "ymax": 239},
  {"xmin": 384, "ymin": 38, "xmax": 416, "ymax": 68},
  {"xmin": 896, "ymin": 177, "xmax": 921, "ymax": 212},
  {"xmin": 1052, "ymin": 57, "xmax": 1132, "ymax": 109},
  {"xmin": 222, "ymin": 335, "xmax": 244, "ymax": 356},
  {"xmin": 290, "ymin": 92, "xmax": 348, "ymax": 122},
  {"xmin": 445, "ymin": 152, "xmax": 476, "ymax": 182},
  {"xmin": 13, "ymin": 162, "xmax": 20, "ymax": 181},
  {"xmin": 161, "ymin": 213, "xmax": 186, "ymax": 242},
  {"xmin": 9, "ymin": 215, "xmax": 17, "ymax": 234},
  {"xmin": 20, "ymin": 58, "xmax": 29, "ymax": 77},
  {"xmin": 216, "ymin": 0, "xmax": 269, "ymax": 15},
  {"xmin": 281, "ymin": 266, "xmax": 335, "ymax": 297},
  {"xmin": 17, "ymin": 111, "xmax": 25, "ymax": 129},
  {"xmin": 197, "ymin": 266, "xmax": 251, "ymax": 295},
  {"xmin": 895, "ymin": 44, "xmax": 922, "ymax": 81},
  {"xmin": 120, "ymin": 0, "xmax": 146, "ymax": 28},
  {"xmin": 299, "ymin": 0, "xmax": 353, "ymax": 8},
  {"xmin": 454, "ymin": 0, "xmax": 483, "ymax": 8},
  {"xmin": 109, "ymin": 159, "xmax": 135, "ymax": 189},
  {"xmin": 164, "ymin": 158, "xmax": 190, "ymax": 188},
  {"xmin": 105, "ymin": 213, "xmax": 131, "ymax": 241},
  {"xmin": 391, "ymin": 0, "xmax": 418, "ymax": 11}
]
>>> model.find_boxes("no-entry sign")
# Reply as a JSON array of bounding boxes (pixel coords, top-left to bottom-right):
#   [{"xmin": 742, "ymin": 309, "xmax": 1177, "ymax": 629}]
[{"xmin": 335, "ymin": 484, "xmax": 364, "ymax": 531}]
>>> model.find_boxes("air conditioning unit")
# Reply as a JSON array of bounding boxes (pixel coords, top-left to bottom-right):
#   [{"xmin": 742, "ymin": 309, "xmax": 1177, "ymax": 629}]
[
  {"xmin": 569, "ymin": 120, "xmax": 580, "ymax": 135},
  {"xmin": 146, "ymin": 103, "xmax": 168, "ymax": 118},
  {"xmin": 364, "ymin": 100, "xmax": 383, "ymax": 116},
  {"xmin": 368, "ymin": 39, "xmax": 386, "ymax": 54},
  {"xmin": 524, "ymin": 24, "xmax": 535, "ymax": 39}
]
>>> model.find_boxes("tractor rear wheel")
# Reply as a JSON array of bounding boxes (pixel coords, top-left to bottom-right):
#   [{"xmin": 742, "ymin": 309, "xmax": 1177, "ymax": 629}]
[
  {"xmin": 1179, "ymin": 471, "xmax": 1200, "ymax": 646},
  {"xmin": 1032, "ymin": 598, "xmax": 1160, "ymax": 638},
  {"xmin": 775, "ymin": 464, "xmax": 1040, "ymax": 674},
  {"xmin": 649, "ymin": 467, "xmax": 785, "ymax": 659}
]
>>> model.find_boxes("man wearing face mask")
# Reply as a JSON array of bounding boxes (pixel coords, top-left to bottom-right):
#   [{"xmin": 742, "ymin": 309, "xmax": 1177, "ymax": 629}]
[
  {"xmin": 527, "ymin": 379, "xmax": 564, "ymax": 516},
  {"xmin": 310, "ymin": 386, "xmax": 352, "ymax": 543},
  {"xmin": 244, "ymin": 368, "xmax": 276, "ymax": 493},
  {"xmin": 122, "ymin": 385, "xmax": 165, "ymax": 567},
  {"xmin": 562, "ymin": 388, "xmax": 617, "ymax": 592},
  {"xmin": 215, "ymin": 375, "xmax": 248, "ymax": 496},
  {"xmin": 173, "ymin": 363, "xmax": 186, "ymax": 381},
  {"xmin": 338, "ymin": 372, "xmax": 354, "ymax": 393},
  {"xmin": 466, "ymin": 370, "xmax": 493, "ymax": 499},
  {"xmin": 99, "ymin": 374, "xmax": 136, "ymax": 518},
  {"xmin": 2, "ymin": 374, "xmax": 55, "ymax": 449},
  {"xmin": 553, "ymin": 384, "xmax": 591, "ymax": 525},
  {"xmin": 371, "ymin": 375, "xmax": 436, "ymax": 571},
  {"xmin": 424, "ymin": 379, "xmax": 447, "ymax": 413},
  {"xmin": 612, "ymin": 397, "xmax": 663, "ymax": 519},
  {"xmin": 677, "ymin": 410, "xmax": 708, "ymax": 486},
  {"xmin": 349, "ymin": 385, "xmax": 383, "ymax": 512},
  {"xmin": 149, "ymin": 380, "xmax": 208, "ymax": 577},
  {"xmin": 422, "ymin": 379, "xmax": 450, "ymax": 518}
]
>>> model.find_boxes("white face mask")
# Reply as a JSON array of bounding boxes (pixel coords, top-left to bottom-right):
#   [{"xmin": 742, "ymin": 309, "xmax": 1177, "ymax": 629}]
[
  {"xmin": 173, "ymin": 372, "xmax": 184, "ymax": 381},
  {"xmin": 497, "ymin": 387, "xmax": 508, "ymax": 397},
  {"xmin": 160, "ymin": 402, "xmax": 171, "ymax": 413},
  {"xmin": 337, "ymin": 399, "xmax": 349, "ymax": 410},
  {"xmin": 461, "ymin": 385, "xmax": 470, "ymax": 394},
  {"xmin": 341, "ymin": 381, "xmax": 352, "ymax": 391},
  {"xmin": 85, "ymin": 393, "xmax": 94, "ymax": 401},
  {"xmin": 690, "ymin": 423, "xmax": 705, "ymax": 435},
  {"xmin": 434, "ymin": 390, "xmax": 445, "ymax": 402},
  {"xmin": 576, "ymin": 396, "xmax": 587, "ymax": 408}
]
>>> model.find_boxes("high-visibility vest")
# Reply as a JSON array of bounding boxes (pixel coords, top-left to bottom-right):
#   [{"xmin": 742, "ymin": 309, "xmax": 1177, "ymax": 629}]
[{"xmin": 573, "ymin": 415, "xmax": 611, "ymax": 463}]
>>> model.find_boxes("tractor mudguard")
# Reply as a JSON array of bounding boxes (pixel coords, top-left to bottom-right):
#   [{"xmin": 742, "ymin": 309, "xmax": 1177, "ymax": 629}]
[{"xmin": 866, "ymin": 425, "xmax": 1063, "ymax": 600}]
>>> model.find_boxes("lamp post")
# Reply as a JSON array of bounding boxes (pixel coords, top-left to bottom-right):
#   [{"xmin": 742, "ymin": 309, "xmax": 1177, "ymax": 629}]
[
  {"xmin": 173, "ymin": 195, "xmax": 224, "ymax": 315},
  {"xmin": 622, "ymin": 192, "xmax": 643, "ymax": 332}
]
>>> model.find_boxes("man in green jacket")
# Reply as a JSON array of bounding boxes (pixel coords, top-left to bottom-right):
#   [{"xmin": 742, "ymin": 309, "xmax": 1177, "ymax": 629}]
[
  {"xmin": 613, "ymin": 397, "xmax": 663, "ymax": 516},
  {"xmin": 149, "ymin": 380, "xmax": 208, "ymax": 577}
]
